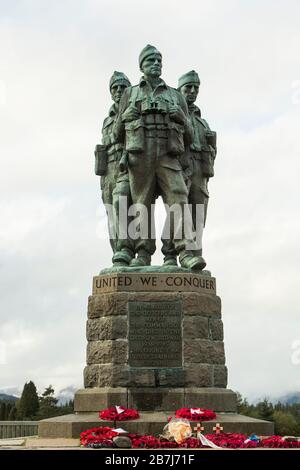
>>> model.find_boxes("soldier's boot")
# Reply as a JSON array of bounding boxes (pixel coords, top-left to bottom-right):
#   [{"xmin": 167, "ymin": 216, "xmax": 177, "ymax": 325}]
[
  {"xmin": 130, "ymin": 250, "xmax": 151, "ymax": 267},
  {"xmin": 179, "ymin": 252, "xmax": 206, "ymax": 271},
  {"xmin": 163, "ymin": 255, "xmax": 178, "ymax": 267},
  {"xmin": 112, "ymin": 248, "xmax": 134, "ymax": 266}
]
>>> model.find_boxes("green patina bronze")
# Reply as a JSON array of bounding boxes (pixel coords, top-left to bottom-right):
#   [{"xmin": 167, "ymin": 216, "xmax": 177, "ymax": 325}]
[
  {"xmin": 162, "ymin": 70, "xmax": 217, "ymax": 266},
  {"xmin": 96, "ymin": 71, "xmax": 134, "ymax": 264},
  {"xmin": 95, "ymin": 47, "xmax": 217, "ymax": 272}
]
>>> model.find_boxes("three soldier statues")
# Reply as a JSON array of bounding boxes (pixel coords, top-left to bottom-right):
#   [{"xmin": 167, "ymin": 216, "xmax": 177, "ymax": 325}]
[{"xmin": 95, "ymin": 45, "xmax": 217, "ymax": 271}]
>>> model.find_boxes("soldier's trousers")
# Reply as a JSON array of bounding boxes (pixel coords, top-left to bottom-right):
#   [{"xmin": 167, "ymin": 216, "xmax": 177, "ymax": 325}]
[
  {"xmin": 125, "ymin": 150, "xmax": 195, "ymax": 257},
  {"xmin": 162, "ymin": 158, "xmax": 209, "ymax": 258},
  {"xmin": 101, "ymin": 160, "xmax": 133, "ymax": 255}
]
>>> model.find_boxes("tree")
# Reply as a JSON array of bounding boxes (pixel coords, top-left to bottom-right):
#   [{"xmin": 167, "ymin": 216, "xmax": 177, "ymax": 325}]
[
  {"xmin": 37, "ymin": 385, "xmax": 59, "ymax": 419},
  {"xmin": 5, "ymin": 402, "xmax": 12, "ymax": 420},
  {"xmin": 273, "ymin": 411, "xmax": 300, "ymax": 436},
  {"xmin": 18, "ymin": 381, "xmax": 39, "ymax": 420},
  {"xmin": 0, "ymin": 402, "xmax": 6, "ymax": 420},
  {"xmin": 256, "ymin": 398, "xmax": 274, "ymax": 421},
  {"xmin": 8, "ymin": 406, "xmax": 17, "ymax": 421},
  {"xmin": 235, "ymin": 391, "xmax": 252, "ymax": 416}
]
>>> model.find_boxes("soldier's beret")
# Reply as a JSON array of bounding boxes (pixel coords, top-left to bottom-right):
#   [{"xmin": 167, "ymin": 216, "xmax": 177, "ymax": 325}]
[
  {"xmin": 178, "ymin": 70, "xmax": 200, "ymax": 89},
  {"xmin": 139, "ymin": 44, "xmax": 162, "ymax": 68},
  {"xmin": 109, "ymin": 71, "xmax": 131, "ymax": 90}
]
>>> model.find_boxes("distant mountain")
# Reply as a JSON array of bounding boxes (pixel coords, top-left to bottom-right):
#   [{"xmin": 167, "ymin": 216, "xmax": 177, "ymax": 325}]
[
  {"xmin": 56, "ymin": 386, "xmax": 76, "ymax": 405},
  {"xmin": 275, "ymin": 392, "xmax": 300, "ymax": 405},
  {"xmin": 0, "ymin": 393, "xmax": 18, "ymax": 402}
]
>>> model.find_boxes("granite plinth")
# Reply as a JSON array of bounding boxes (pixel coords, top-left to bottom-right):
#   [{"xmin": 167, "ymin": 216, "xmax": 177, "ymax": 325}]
[
  {"xmin": 74, "ymin": 387, "xmax": 237, "ymax": 413},
  {"xmin": 38, "ymin": 411, "xmax": 274, "ymax": 439}
]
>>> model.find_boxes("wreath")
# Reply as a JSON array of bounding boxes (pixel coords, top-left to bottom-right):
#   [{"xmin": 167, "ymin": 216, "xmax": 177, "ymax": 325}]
[
  {"xmin": 175, "ymin": 407, "xmax": 216, "ymax": 421},
  {"xmin": 80, "ymin": 427, "xmax": 300, "ymax": 449},
  {"xmin": 80, "ymin": 426, "xmax": 118, "ymax": 448},
  {"xmin": 99, "ymin": 406, "xmax": 140, "ymax": 421}
]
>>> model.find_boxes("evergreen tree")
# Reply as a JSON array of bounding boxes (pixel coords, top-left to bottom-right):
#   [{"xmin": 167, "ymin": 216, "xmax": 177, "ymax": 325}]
[
  {"xmin": 5, "ymin": 402, "xmax": 12, "ymax": 420},
  {"xmin": 18, "ymin": 381, "xmax": 39, "ymax": 420},
  {"xmin": 256, "ymin": 398, "xmax": 274, "ymax": 421},
  {"xmin": 37, "ymin": 385, "xmax": 59, "ymax": 419},
  {"xmin": 235, "ymin": 391, "xmax": 252, "ymax": 416},
  {"xmin": 8, "ymin": 406, "xmax": 17, "ymax": 421},
  {"xmin": 0, "ymin": 402, "xmax": 6, "ymax": 420}
]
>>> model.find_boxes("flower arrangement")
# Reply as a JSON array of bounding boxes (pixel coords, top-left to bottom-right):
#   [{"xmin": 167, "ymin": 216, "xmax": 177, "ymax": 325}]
[
  {"xmin": 99, "ymin": 406, "xmax": 140, "ymax": 421},
  {"xmin": 78, "ymin": 406, "xmax": 300, "ymax": 449},
  {"xmin": 80, "ymin": 428, "xmax": 300, "ymax": 449},
  {"xmin": 175, "ymin": 407, "xmax": 216, "ymax": 421},
  {"xmin": 80, "ymin": 427, "xmax": 118, "ymax": 448}
]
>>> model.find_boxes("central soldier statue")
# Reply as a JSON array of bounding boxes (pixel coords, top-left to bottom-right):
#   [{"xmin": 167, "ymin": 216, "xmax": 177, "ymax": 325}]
[{"xmin": 113, "ymin": 45, "xmax": 206, "ymax": 270}]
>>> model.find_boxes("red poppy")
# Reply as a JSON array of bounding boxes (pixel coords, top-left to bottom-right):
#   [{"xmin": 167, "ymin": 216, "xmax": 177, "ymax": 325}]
[
  {"xmin": 175, "ymin": 407, "xmax": 216, "ymax": 421},
  {"xmin": 99, "ymin": 406, "xmax": 140, "ymax": 421},
  {"xmin": 80, "ymin": 426, "xmax": 118, "ymax": 447}
]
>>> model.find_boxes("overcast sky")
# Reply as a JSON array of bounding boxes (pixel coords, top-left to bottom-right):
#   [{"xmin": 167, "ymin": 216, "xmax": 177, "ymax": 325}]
[{"xmin": 0, "ymin": 0, "xmax": 299, "ymax": 401}]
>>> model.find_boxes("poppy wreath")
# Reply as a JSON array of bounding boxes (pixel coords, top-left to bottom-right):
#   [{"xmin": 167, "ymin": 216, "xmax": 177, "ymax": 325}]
[
  {"xmin": 129, "ymin": 434, "xmax": 201, "ymax": 449},
  {"xmin": 175, "ymin": 407, "xmax": 217, "ymax": 421},
  {"xmin": 205, "ymin": 433, "xmax": 259, "ymax": 449},
  {"xmin": 80, "ymin": 427, "xmax": 118, "ymax": 448},
  {"xmin": 99, "ymin": 406, "xmax": 140, "ymax": 421},
  {"xmin": 80, "ymin": 428, "xmax": 300, "ymax": 449},
  {"xmin": 260, "ymin": 436, "xmax": 300, "ymax": 448}
]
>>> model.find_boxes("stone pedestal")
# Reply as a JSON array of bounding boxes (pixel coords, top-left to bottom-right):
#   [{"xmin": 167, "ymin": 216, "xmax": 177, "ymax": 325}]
[
  {"xmin": 39, "ymin": 270, "xmax": 274, "ymax": 437},
  {"xmin": 77, "ymin": 271, "xmax": 236, "ymax": 412}
]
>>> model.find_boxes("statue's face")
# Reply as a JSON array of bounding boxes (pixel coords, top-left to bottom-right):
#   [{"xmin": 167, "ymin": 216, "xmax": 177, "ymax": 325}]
[
  {"xmin": 111, "ymin": 83, "xmax": 128, "ymax": 104},
  {"xmin": 141, "ymin": 53, "xmax": 162, "ymax": 79},
  {"xmin": 180, "ymin": 83, "xmax": 199, "ymax": 105}
]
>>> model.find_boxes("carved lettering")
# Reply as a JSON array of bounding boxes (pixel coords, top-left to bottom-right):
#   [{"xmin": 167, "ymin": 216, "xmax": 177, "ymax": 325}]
[{"xmin": 129, "ymin": 300, "xmax": 182, "ymax": 367}]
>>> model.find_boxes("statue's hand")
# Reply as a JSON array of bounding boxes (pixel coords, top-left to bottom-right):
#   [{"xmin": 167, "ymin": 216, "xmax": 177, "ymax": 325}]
[
  {"xmin": 122, "ymin": 106, "xmax": 139, "ymax": 122},
  {"xmin": 169, "ymin": 105, "xmax": 186, "ymax": 125}
]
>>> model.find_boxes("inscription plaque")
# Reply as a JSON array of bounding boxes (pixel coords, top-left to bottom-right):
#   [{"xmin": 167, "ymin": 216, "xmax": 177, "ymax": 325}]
[
  {"xmin": 129, "ymin": 301, "xmax": 182, "ymax": 367},
  {"xmin": 93, "ymin": 273, "xmax": 216, "ymax": 294}
]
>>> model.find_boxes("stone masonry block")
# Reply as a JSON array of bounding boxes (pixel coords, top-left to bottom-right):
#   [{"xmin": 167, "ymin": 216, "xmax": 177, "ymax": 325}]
[
  {"xmin": 184, "ymin": 364, "xmax": 213, "ymax": 387},
  {"xmin": 84, "ymin": 364, "xmax": 130, "ymax": 387},
  {"xmin": 86, "ymin": 317, "xmax": 127, "ymax": 341},
  {"xmin": 184, "ymin": 340, "xmax": 225, "ymax": 365},
  {"xmin": 182, "ymin": 293, "xmax": 221, "ymax": 318},
  {"xmin": 87, "ymin": 340, "xmax": 128, "ymax": 365},
  {"xmin": 128, "ymin": 369, "xmax": 156, "ymax": 387},
  {"xmin": 213, "ymin": 365, "xmax": 228, "ymax": 387},
  {"xmin": 88, "ymin": 293, "xmax": 128, "ymax": 318},
  {"xmin": 209, "ymin": 319, "xmax": 224, "ymax": 341},
  {"xmin": 157, "ymin": 368, "xmax": 185, "ymax": 387},
  {"xmin": 183, "ymin": 316, "xmax": 209, "ymax": 339}
]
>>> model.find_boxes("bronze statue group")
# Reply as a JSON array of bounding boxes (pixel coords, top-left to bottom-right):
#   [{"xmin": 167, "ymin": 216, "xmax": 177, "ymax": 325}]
[{"xmin": 95, "ymin": 45, "xmax": 217, "ymax": 271}]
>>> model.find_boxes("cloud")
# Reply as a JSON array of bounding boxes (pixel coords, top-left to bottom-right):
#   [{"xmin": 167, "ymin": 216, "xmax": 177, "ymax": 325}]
[{"xmin": 0, "ymin": 0, "xmax": 300, "ymax": 400}]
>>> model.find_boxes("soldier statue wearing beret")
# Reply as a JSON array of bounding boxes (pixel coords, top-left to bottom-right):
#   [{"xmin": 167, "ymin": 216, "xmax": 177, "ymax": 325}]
[
  {"xmin": 162, "ymin": 70, "xmax": 217, "ymax": 266},
  {"xmin": 97, "ymin": 71, "xmax": 135, "ymax": 265},
  {"xmin": 113, "ymin": 45, "xmax": 206, "ymax": 270}
]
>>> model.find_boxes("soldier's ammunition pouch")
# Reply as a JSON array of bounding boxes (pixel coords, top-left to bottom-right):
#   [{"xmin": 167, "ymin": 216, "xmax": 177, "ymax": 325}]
[
  {"xmin": 205, "ymin": 130, "xmax": 217, "ymax": 149},
  {"xmin": 201, "ymin": 145, "xmax": 215, "ymax": 178},
  {"xmin": 167, "ymin": 122, "xmax": 185, "ymax": 156},
  {"xmin": 94, "ymin": 144, "xmax": 108, "ymax": 176},
  {"xmin": 125, "ymin": 118, "xmax": 144, "ymax": 153}
]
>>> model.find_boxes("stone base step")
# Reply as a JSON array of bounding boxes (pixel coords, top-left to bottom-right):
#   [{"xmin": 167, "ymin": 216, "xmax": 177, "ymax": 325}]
[
  {"xmin": 39, "ymin": 411, "xmax": 274, "ymax": 438},
  {"xmin": 74, "ymin": 387, "xmax": 237, "ymax": 412}
]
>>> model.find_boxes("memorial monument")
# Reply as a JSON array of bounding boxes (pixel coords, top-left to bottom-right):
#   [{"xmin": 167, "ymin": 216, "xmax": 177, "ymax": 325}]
[{"xmin": 39, "ymin": 46, "xmax": 274, "ymax": 438}]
